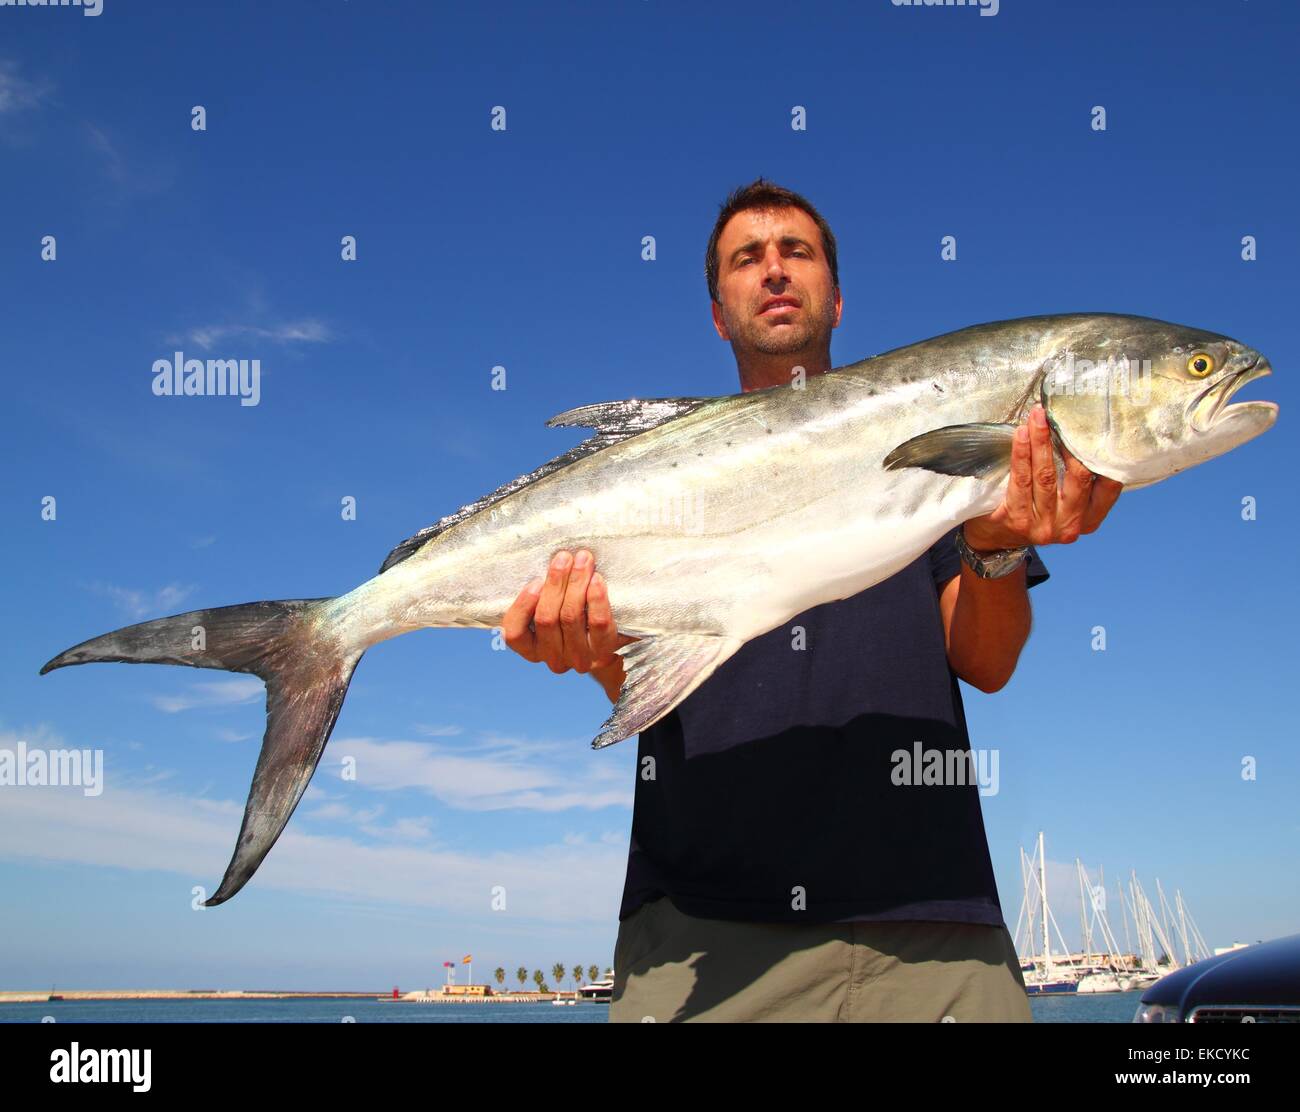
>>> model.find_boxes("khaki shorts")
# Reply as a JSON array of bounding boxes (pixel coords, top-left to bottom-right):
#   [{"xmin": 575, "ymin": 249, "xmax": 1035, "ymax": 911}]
[{"xmin": 610, "ymin": 896, "xmax": 1032, "ymax": 1022}]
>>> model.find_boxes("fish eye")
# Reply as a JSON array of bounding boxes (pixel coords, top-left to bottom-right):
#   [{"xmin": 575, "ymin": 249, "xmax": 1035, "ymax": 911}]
[{"xmin": 1187, "ymin": 353, "xmax": 1215, "ymax": 378}]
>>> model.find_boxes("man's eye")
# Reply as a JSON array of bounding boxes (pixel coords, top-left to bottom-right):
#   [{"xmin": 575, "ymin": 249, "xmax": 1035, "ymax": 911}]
[{"xmin": 737, "ymin": 258, "xmax": 753, "ymax": 266}]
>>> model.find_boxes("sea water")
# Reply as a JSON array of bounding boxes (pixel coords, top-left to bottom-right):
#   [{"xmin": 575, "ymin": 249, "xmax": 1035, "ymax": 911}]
[{"xmin": 0, "ymin": 991, "xmax": 1145, "ymax": 1023}]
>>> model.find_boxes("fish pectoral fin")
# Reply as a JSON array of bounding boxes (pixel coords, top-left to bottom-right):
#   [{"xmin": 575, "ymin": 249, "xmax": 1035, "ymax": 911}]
[
  {"xmin": 589, "ymin": 633, "xmax": 743, "ymax": 750},
  {"xmin": 882, "ymin": 422, "xmax": 1017, "ymax": 479}
]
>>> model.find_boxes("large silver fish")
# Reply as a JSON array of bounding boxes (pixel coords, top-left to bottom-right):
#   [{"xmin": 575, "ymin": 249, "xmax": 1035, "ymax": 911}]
[{"xmin": 40, "ymin": 313, "xmax": 1277, "ymax": 904}]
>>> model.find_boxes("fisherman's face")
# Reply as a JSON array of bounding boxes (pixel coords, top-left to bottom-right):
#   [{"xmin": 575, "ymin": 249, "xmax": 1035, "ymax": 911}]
[{"xmin": 711, "ymin": 205, "xmax": 841, "ymax": 357}]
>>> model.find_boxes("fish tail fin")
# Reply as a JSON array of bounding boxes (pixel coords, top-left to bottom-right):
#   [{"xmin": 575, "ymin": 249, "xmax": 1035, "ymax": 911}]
[{"xmin": 40, "ymin": 598, "xmax": 362, "ymax": 906}]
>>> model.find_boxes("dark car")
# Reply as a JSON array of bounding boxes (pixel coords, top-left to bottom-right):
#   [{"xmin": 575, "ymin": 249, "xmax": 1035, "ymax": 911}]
[{"xmin": 1133, "ymin": 933, "xmax": 1300, "ymax": 1022}]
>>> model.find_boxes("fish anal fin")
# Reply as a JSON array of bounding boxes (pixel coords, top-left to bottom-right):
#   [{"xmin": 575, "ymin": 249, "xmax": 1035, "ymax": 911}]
[
  {"xmin": 882, "ymin": 422, "xmax": 1017, "ymax": 479},
  {"xmin": 590, "ymin": 633, "xmax": 742, "ymax": 750}
]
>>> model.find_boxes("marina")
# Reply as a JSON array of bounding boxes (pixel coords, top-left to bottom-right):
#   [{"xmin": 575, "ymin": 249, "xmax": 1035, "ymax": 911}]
[{"xmin": 1013, "ymin": 832, "xmax": 1238, "ymax": 996}]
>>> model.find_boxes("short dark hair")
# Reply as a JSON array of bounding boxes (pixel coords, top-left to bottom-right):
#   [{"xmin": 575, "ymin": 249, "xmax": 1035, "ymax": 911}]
[{"xmin": 704, "ymin": 178, "xmax": 839, "ymax": 304}]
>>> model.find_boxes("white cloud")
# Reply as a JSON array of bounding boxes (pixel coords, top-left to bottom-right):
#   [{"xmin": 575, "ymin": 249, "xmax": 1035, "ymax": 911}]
[
  {"xmin": 302, "ymin": 784, "xmax": 342, "ymax": 802},
  {"xmin": 183, "ymin": 319, "xmax": 332, "ymax": 351},
  {"xmin": 304, "ymin": 801, "xmax": 384, "ymax": 825},
  {"xmin": 0, "ymin": 772, "xmax": 625, "ymax": 922},
  {"xmin": 361, "ymin": 816, "xmax": 436, "ymax": 842},
  {"xmin": 325, "ymin": 736, "xmax": 632, "ymax": 812},
  {"xmin": 82, "ymin": 121, "xmax": 175, "ymax": 198},
  {"xmin": 151, "ymin": 676, "xmax": 264, "ymax": 714},
  {"xmin": 563, "ymin": 829, "xmax": 629, "ymax": 847},
  {"xmin": 82, "ymin": 580, "xmax": 196, "ymax": 622},
  {"xmin": 0, "ymin": 59, "xmax": 49, "ymax": 118},
  {"xmin": 298, "ymin": 798, "xmax": 436, "ymax": 844},
  {"xmin": 466, "ymin": 731, "xmax": 571, "ymax": 759},
  {"xmin": 84, "ymin": 122, "xmax": 125, "ymax": 182}
]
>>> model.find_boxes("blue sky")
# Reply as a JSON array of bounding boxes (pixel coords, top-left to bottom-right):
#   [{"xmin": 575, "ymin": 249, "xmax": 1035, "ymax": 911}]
[{"xmin": 1, "ymin": 0, "xmax": 1296, "ymax": 990}]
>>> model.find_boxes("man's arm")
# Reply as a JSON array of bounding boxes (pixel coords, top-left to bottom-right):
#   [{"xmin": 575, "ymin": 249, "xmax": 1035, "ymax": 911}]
[
  {"xmin": 939, "ymin": 401, "xmax": 1123, "ymax": 692},
  {"xmin": 937, "ymin": 565, "xmax": 1031, "ymax": 694}
]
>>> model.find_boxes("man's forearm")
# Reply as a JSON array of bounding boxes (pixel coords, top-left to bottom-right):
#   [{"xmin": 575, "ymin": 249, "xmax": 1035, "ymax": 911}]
[{"xmin": 945, "ymin": 561, "xmax": 1032, "ymax": 693}]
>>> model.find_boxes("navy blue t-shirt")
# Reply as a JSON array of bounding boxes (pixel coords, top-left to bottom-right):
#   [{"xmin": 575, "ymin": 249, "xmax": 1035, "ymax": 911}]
[{"xmin": 618, "ymin": 526, "xmax": 1049, "ymax": 926}]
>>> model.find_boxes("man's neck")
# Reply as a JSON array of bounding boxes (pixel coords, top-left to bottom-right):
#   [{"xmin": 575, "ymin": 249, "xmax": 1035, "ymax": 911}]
[{"xmin": 735, "ymin": 347, "xmax": 834, "ymax": 393}]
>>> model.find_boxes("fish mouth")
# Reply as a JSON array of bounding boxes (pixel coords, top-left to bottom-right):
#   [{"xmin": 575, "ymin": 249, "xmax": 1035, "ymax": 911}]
[{"xmin": 1190, "ymin": 359, "xmax": 1275, "ymax": 433}]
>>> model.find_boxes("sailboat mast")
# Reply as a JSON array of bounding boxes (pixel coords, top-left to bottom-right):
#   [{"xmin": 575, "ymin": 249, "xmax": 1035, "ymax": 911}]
[{"xmin": 1039, "ymin": 832, "xmax": 1052, "ymax": 976}]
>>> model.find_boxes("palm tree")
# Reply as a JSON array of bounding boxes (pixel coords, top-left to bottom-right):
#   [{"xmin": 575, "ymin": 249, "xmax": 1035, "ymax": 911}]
[
  {"xmin": 588, "ymin": 964, "xmax": 600, "ymax": 984},
  {"xmin": 494, "ymin": 967, "xmax": 506, "ymax": 992},
  {"xmin": 517, "ymin": 966, "xmax": 528, "ymax": 991},
  {"xmin": 552, "ymin": 963, "xmax": 566, "ymax": 991},
  {"xmin": 572, "ymin": 963, "xmax": 584, "ymax": 989}
]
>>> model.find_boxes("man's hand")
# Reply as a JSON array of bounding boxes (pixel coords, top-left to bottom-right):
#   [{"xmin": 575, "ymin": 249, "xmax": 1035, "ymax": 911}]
[
  {"xmin": 962, "ymin": 402, "xmax": 1123, "ymax": 550},
  {"xmin": 501, "ymin": 549, "xmax": 636, "ymax": 703}
]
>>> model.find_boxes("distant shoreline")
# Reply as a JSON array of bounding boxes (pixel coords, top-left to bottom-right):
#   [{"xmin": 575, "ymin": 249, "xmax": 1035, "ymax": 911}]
[
  {"xmin": 1, "ymin": 991, "xmax": 387, "ymax": 1004},
  {"xmin": 0, "ymin": 990, "xmax": 576, "ymax": 1005}
]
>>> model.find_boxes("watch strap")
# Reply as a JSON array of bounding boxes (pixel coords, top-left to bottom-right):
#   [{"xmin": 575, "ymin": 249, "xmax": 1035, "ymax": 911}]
[{"xmin": 955, "ymin": 529, "xmax": 1029, "ymax": 579}]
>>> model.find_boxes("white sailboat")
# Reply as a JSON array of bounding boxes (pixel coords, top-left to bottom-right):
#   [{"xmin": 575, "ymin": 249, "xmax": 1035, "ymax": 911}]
[
  {"xmin": 1013, "ymin": 833, "xmax": 1079, "ymax": 994},
  {"xmin": 1073, "ymin": 860, "xmax": 1136, "ymax": 993},
  {"xmin": 1012, "ymin": 835, "xmax": 1211, "ymax": 995}
]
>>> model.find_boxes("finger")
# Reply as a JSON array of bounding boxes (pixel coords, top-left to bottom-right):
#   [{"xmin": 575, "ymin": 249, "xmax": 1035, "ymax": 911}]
[
  {"xmin": 586, "ymin": 571, "xmax": 622, "ymax": 665},
  {"xmin": 559, "ymin": 549, "xmax": 596, "ymax": 673},
  {"xmin": 1081, "ymin": 475, "xmax": 1124, "ymax": 533},
  {"xmin": 1056, "ymin": 445, "xmax": 1094, "ymax": 543},
  {"xmin": 533, "ymin": 551, "xmax": 573, "ymax": 672},
  {"xmin": 1005, "ymin": 420, "xmax": 1034, "ymax": 536},
  {"xmin": 1028, "ymin": 404, "xmax": 1058, "ymax": 540},
  {"xmin": 501, "ymin": 578, "xmax": 543, "ymax": 661}
]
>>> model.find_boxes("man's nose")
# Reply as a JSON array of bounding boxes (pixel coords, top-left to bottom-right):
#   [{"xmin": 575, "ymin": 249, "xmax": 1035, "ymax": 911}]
[{"xmin": 763, "ymin": 250, "xmax": 790, "ymax": 283}]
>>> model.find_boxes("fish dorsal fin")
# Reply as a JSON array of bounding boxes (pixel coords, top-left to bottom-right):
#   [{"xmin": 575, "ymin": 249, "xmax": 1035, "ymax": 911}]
[
  {"xmin": 545, "ymin": 396, "xmax": 714, "ymax": 436},
  {"xmin": 378, "ymin": 395, "xmax": 717, "ymax": 575}
]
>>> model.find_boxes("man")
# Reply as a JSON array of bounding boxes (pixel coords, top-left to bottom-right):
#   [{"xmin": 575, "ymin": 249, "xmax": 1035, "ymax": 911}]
[{"xmin": 501, "ymin": 179, "xmax": 1122, "ymax": 1021}]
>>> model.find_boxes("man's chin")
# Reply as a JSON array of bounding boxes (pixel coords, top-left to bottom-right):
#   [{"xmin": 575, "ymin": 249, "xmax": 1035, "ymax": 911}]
[{"xmin": 747, "ymin": 328, "xmax": 816, "ymax": 356}]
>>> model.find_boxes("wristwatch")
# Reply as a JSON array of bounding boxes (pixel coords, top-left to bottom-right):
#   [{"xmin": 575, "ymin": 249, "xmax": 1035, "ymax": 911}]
[{"xmin": 954, "ymin": 528, "xmax": 1029, "ymax": 579}]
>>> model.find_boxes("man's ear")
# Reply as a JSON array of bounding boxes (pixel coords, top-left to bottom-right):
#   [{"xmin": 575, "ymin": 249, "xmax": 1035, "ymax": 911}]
[
  {"xmin": 711, "ymin": 298, "xmax": 731, "ymax": 341},
  {"xmin": 832, "ymin": 285, "xmax": 843, "ymax": 328}
]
